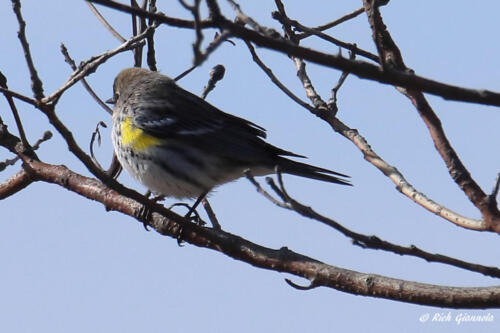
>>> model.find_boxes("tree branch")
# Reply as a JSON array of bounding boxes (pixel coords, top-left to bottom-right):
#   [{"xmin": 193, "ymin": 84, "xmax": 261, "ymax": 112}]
[
  {"xmin": 272, "ymin": 10, "xmax": 379, "ymax": 63},
  {"xmin": 0, "ymin": 169, "xmax": 33, "ymax": 199},
  {"xmin": 247, "ymin": 173, "xmax": 500, "ymax": 279},
  {"xmin": 88, "ymin": 0, "xmax": 500, "ymax": 108},
  {"xmin": 42, "ymin": 26, "xmax": 152, "ymax": 104},
  {"xmin": 362, "ymin": 0, "xmax": 500, "ymax": 233},
  {"xmin": 296, "ymin": 7, "xmax": 365, "ymax": 40},
  {"xmin": 87, "ymin": 1, "xmax": 127, "ymax": 42},
  {"xmin": 11, "ymin": 0, "xmax": 44, "ymax": 100},
  {"xmin": 244, "ymin": 32, "xmax": 487, "ymax": 231},
  {"xmin": 18, "ymin": 157, "xmax": 500, "ymax": 309},
  {"xmin": 60, "ymin": 43, "xmax": 112, "ymax": 115},
  {"xmin": 146, "ymin": 0, "xmax": 158, "ymax": 71},
  {"xmin": 272, "ymin": 0, "xmax": 491, "ymax": 232}
]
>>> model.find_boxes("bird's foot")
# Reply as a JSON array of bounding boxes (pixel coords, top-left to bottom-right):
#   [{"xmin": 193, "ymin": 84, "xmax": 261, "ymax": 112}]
[{"xmin": 168, "ymin": 202, "xmax": 207, "ymax": 246}]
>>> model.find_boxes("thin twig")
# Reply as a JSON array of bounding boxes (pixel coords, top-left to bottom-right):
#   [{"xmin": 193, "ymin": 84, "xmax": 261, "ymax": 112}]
[
  {"xmin": 87, "ymin": 1, "xmax": 127, "ymax": 42},
  {"xmin": 12, "ymin": 0, "xmax": 44, "ymax": 100},
  {"xmin": 174, "ymin": 65, "xmax": 197, "ymax": 81},
  {"xmin": 202, "ymin": 198, "xmax": 221, "ymax": 230},
  {"xmin": 60, "ymin": 43, "xmax": 113, "ymax": 114},
  {"xmin": 0, "ymin": 87, "xmax": 38, "ymax": 106},
  {"xmin": 244, "ymin": 171, "xmax": 289, "ymax": 209},
  {"xmin": 340, "ymin": 121, "xmax": 486, "ymax": 231},
  {"xmin": 0, "ymin": 73, "xmax": 29, "ymax": 147},
  {"xmin": 285, "ymin": 278, "xmax": 317, "ymax": 291},
  {"xmin": 197, "ymin": 64, "xmax": 223, "ymax": 230},
  {"xmin": 3, "ymin": 92, "xmax": 30, "ymax": 149},
  {"xmin": 245, "ymin": 41, "xmax": 315, "ymax": 113},
  {"xmin": 272, "ymin": 11, "xmax": 379, "ymax": 63},
  {"xmin": 328, "ymin": 48, "xmax": 356, "ymax": 112},
  {"xmin": 32, "ymin": 131, "xmax": 52, "ymax": 149},
  {"xmin": 0, "ymin": 130, "xmax": 51, "ymax": 172},
  {"xmin": 173, "ymin": 28, "xmax": 234, "ymax": 81},
  {"xmin": 146, "ymin": 0, "xmax": 158, "ymax": 71},
  {"xmin": 43, "ymin": 26, "xmax": 153, "ymax": 104},
  {"xmin": 226, "ymin": 0, "xmax": 273, "ymax": 35},
  {"xmin": 180, "ymin": 0, "xmax": 204, "ymax": 65},
  {"xmin": 106, "ymin": 154, "xmax": 122, "ymax": 179},
  {"xmin": 201, "ymin": 64, "xmax": 225, "ymax": 99},
  {"xmin": 0, "ymin": 116, "xmax": 39, "ymax": 162},
  {"xmin": 131, "ymin": 0, "xmax": 143, "ymax": 67},
  {"xmin": 296, "ymin": 7, "xmax": 365, "ymax": 40},
  {"xmin": 178, "ymin": 28, "xmax": 234, "ymax": 77},
  {"xmin": 492, "ymin": 172, "xmax": 500, "ymax": 202},
  {"xmin": 195, "ymin": 30, "xmax": 234, "ymax": 67},
  {"xmin": 89, "ymin": 121, "xmax": 107, "ymax": 170},
  {"xmin": 0, "ymin": 155, "xmax": 20, "ymax": 172},
  {"xmin": 138, "ymin": 0, "xmax": 148, "ymax": 64},
  {"xmin": 274, "ymin": 1, "xmax": 330, "ymax": 113}
]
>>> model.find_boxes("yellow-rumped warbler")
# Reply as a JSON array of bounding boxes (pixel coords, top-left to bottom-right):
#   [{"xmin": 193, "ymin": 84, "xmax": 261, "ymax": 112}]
[{"xmin": 107, "ymin": 68, "xmax": 350, "ymax": 199}]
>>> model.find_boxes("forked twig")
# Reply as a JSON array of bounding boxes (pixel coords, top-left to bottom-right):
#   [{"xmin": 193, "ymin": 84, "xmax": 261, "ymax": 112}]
[
  {"xmin": 43, "ymin": 26, "xmax": 154, "ymax": 104},
  {"xmin": 60, "ymin": 43, "xmax": 112, "ymax": 114},
  {"xmin": 0, "ymin": 130, "xmax": 52, "ymax": 172}
]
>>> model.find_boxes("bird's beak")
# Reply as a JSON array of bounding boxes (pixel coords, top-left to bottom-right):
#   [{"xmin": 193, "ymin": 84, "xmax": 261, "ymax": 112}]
[{"xmin": 105, "ymin": 97, "xmax": 115, "ymax": 105}]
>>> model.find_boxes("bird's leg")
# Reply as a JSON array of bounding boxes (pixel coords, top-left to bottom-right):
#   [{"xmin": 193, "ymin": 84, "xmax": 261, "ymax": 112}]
[
  {"xmin": 168, "ymin": 202, "xmax": 204, "ymax": 225},
  {"xmin": 184, "ymin": 191, "xmax": 208, "ymax": 221},
  {"xmin": 174, "ymin": 191, "xmax": 208, "ymax": 246},
  {"xmin": 138, "ymin": 191, "xmax": 165, "ymax": 231}
]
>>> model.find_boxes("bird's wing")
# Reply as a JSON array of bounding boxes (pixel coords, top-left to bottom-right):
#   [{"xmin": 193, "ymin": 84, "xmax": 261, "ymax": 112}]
[
  {"xmin": 131, "ymin": 83, "xmax": 267, "ymax": 140},
  {"xmin": 130, "ymin": 80, "xmax": 304, "ymax": 161}
]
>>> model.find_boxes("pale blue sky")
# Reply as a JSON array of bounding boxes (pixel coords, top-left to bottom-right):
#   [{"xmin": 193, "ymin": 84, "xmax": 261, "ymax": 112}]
[{"xmin": 1, "ymin": 1, "xmax": 499, "ymax": 332}]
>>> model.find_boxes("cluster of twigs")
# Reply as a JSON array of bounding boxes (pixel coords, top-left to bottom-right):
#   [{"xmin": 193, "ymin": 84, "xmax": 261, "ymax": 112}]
[{"xmin": 1, "ymin": 0, "xmax": 499, "ymax": 308}]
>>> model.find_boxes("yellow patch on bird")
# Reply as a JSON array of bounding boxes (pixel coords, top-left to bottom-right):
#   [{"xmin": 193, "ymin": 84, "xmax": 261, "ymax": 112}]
[{"xmin": 120, "ymin": 117, "xmax": 162, "ymax": 151}]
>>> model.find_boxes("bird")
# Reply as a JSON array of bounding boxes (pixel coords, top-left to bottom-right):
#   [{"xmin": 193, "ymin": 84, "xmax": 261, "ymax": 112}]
[{"xmin": 107, "ymin": 67, "xmax": 351, "ymax": 202}]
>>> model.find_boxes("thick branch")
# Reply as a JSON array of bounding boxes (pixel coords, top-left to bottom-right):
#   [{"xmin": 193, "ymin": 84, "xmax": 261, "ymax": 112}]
[
  {"xmin": 0, "ymin": 169, "xmax": 33, "ymax": 199},
  {"xmin": 20, "ymin": 158, "xmax": 500, "ymax": 308}
]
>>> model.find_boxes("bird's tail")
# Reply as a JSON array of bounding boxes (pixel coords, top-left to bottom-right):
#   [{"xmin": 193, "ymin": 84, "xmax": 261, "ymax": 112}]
[{"xmin": 277, "ymin": 157, "xmax": 351, "ymax": 186}]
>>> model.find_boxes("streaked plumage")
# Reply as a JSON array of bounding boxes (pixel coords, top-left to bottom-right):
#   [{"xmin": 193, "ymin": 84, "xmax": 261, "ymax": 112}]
[{"xmin": 109, "ymin": 68, "xmax": 350, "ymax": 199}]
